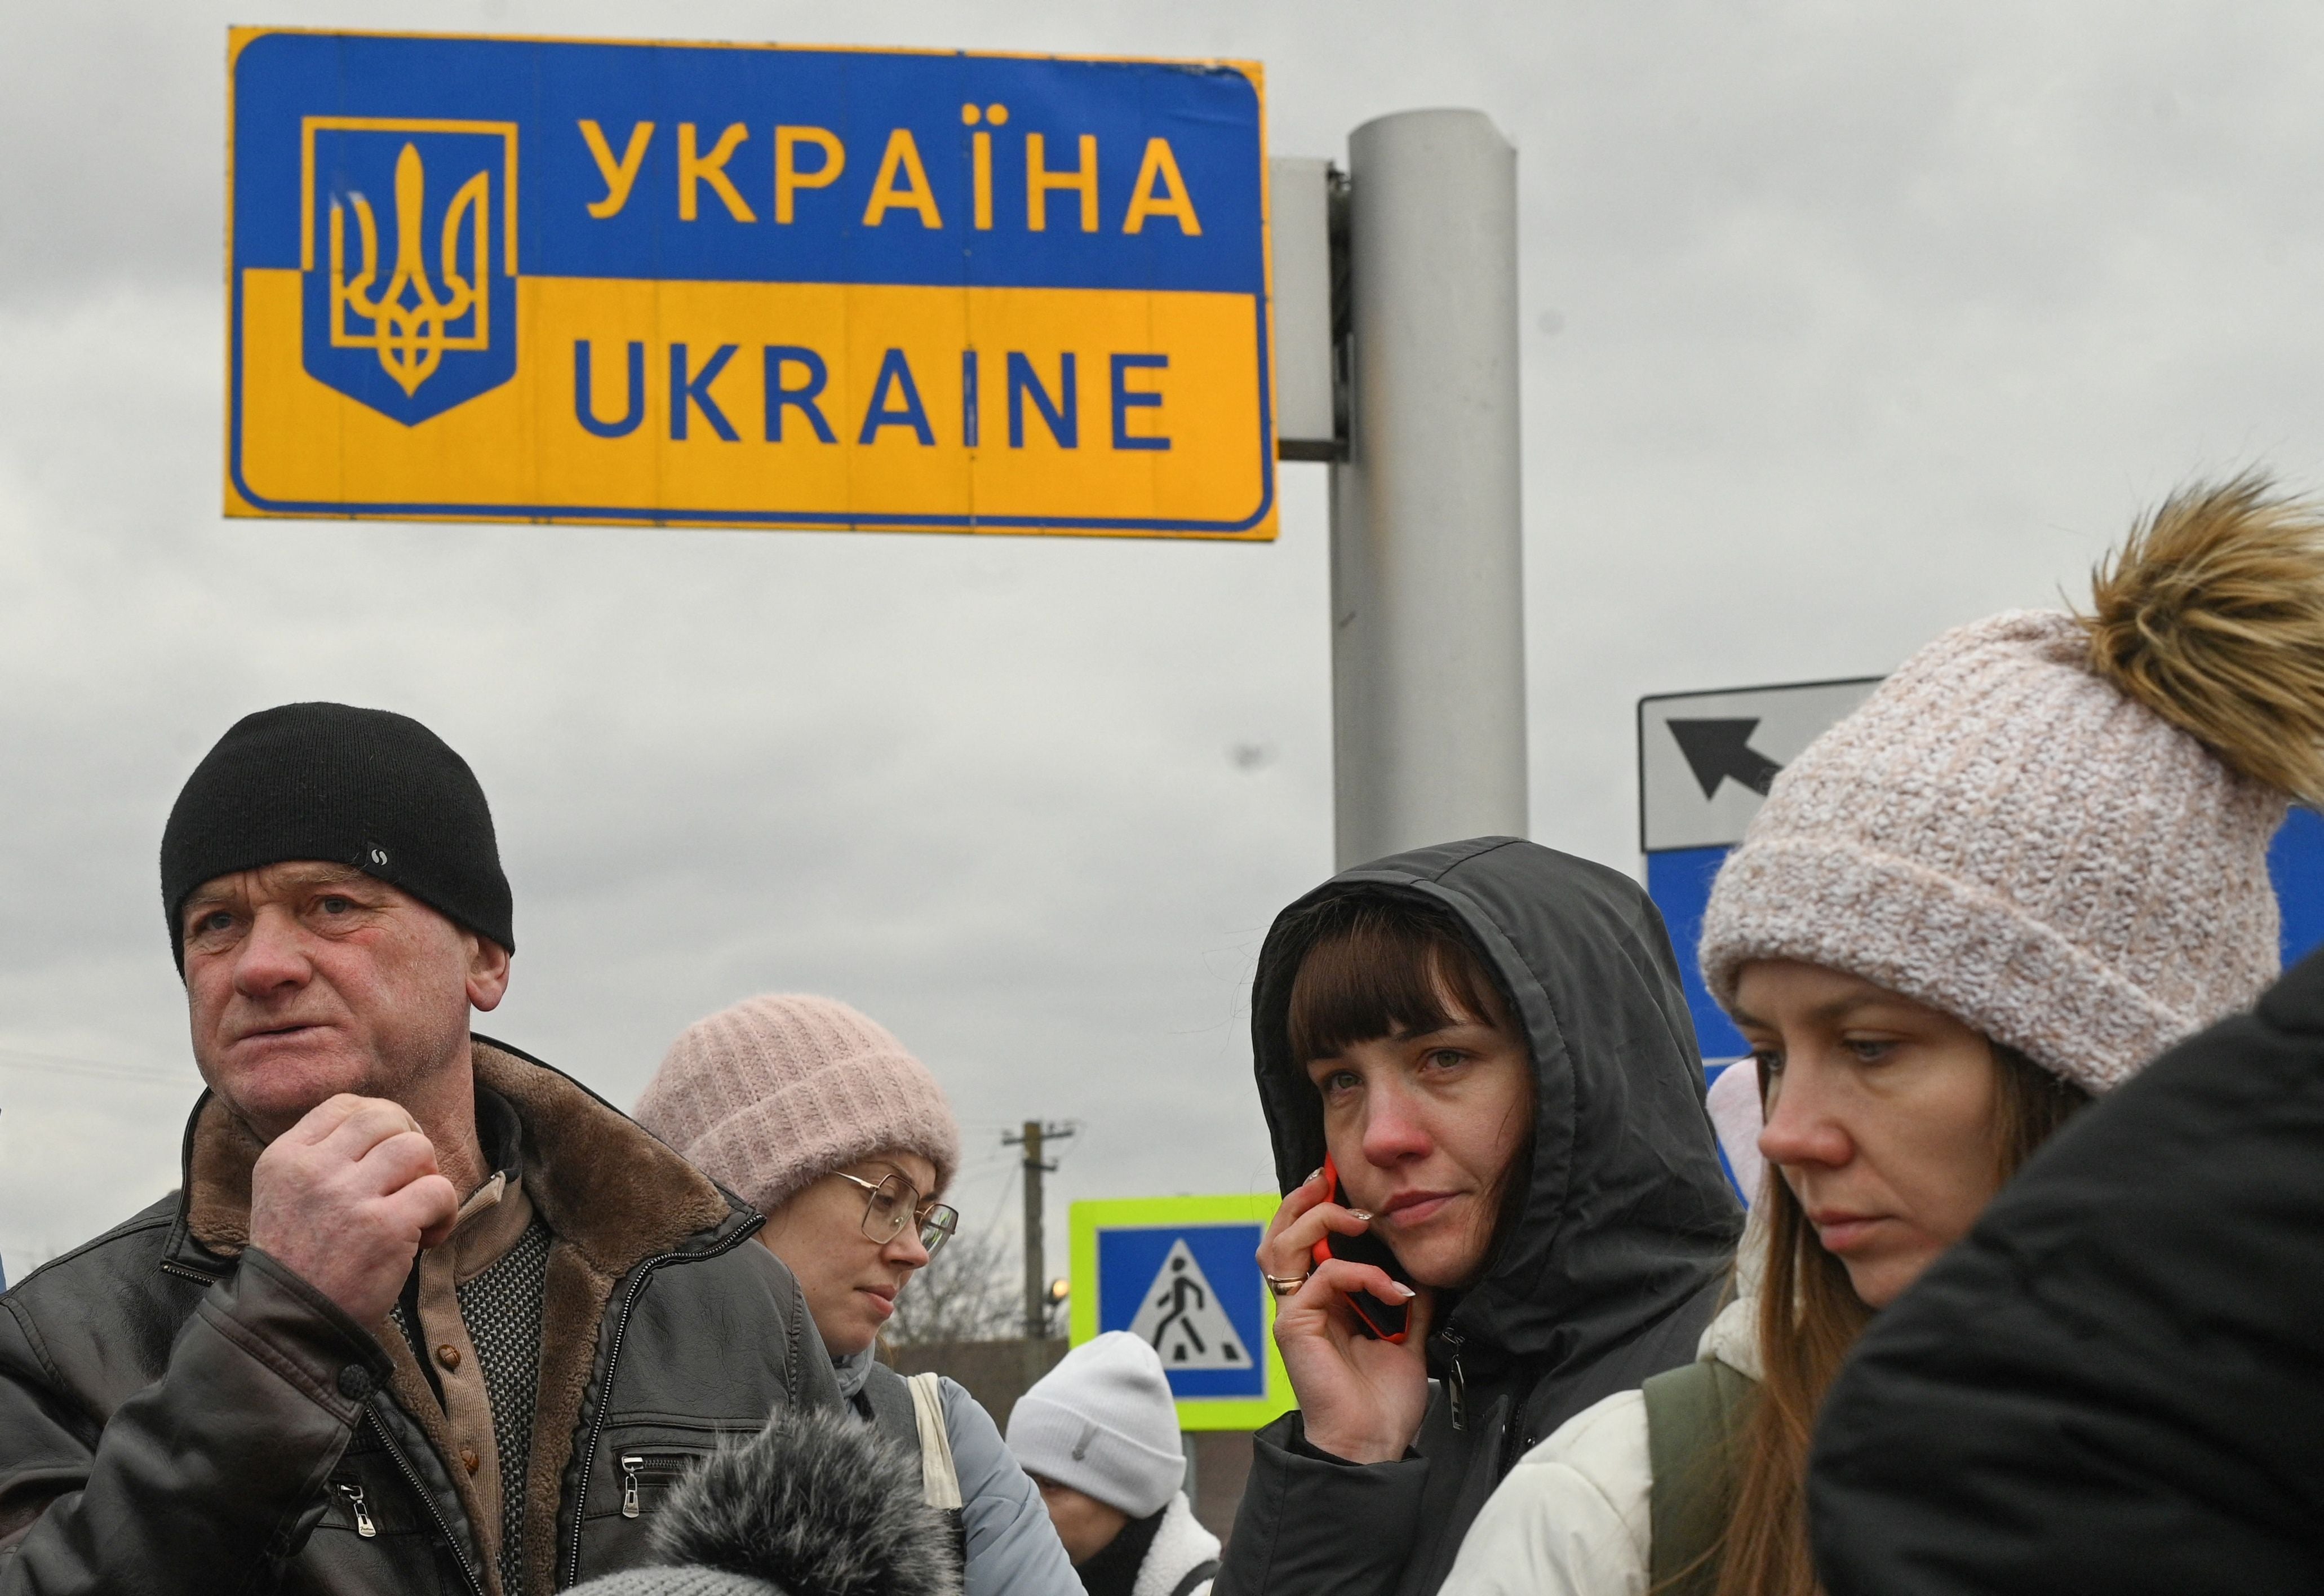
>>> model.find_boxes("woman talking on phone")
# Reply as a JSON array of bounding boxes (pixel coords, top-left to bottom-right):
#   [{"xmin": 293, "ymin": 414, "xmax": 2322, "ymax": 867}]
[{"xmin": 1214, "ymin": 839, "xmax": 1744, "ymax": 1596}]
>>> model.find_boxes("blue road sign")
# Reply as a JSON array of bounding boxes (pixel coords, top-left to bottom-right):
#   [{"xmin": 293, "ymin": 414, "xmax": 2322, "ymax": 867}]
[
  {"xmin": 1072, "ymin": 1194, "xmax": 1291, "ymax": 1429},
  {"xmin": 224, "ymin": 28, "xmax": 1277, "ymax": 539},
  {"xmin": 1095, "ymin": 1223, "xmax": 1264, "ymax": 1399}
]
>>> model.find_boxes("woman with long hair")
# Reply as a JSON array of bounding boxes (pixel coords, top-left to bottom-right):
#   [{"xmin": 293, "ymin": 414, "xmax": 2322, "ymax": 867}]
[
  {"xmin": 1442, "ymin": 475, "xmax": 2324, "ymax": 1596},
  {"xmin": 1213, "ymin": 839, "xmax": 1743, "ymax": 1596}
]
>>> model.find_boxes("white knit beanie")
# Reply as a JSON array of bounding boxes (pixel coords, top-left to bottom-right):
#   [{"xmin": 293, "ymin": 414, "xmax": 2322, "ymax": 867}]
[
  {"xmin": 1007, "ymin": 1332, "xmax": 1185, "ymax": 1518},
  {"xmin": 635, "ymin": 995, "xmax": 961, "ymax": 1213},
  {"xmin": 1701, "ymin": 608, "xmax": 2285, "ymax": 1096}
]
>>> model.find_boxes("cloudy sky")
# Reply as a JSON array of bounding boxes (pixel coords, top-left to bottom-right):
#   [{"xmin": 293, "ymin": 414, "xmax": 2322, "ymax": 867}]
[{"xmin": 7, "ymin": 0, "xmax": 2324, "ymax": 1280}]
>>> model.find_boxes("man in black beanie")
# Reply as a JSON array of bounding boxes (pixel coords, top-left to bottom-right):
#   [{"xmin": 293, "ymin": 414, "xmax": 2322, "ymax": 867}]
[{"xmin": 0, "ymin": 703, "xmax": 842, "ymax": 1596}]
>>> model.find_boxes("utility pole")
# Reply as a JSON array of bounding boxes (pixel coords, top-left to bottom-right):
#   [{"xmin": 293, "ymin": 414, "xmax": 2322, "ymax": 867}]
[{"xmin": 1003, "ymin": 1120, "xmax": 1074, "ymax": 1340}]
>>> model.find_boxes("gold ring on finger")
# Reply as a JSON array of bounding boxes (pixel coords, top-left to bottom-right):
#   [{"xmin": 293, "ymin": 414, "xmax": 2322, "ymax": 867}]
[{"xmin": 1263, "ymin": 1273, "xmax": 1309, "ymax": 1298}]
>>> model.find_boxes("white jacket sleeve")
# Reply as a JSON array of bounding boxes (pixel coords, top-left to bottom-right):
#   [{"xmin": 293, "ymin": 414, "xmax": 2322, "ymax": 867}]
[{"xmin": 1438, "ymin": 1387, "xmax": 1654, "ymax": 1596}]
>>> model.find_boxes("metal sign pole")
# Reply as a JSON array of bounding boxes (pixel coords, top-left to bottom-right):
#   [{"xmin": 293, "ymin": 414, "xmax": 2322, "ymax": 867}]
[{"xmin": 1329, "ymin": 110, "xmax": 1528, "ymax": 869}]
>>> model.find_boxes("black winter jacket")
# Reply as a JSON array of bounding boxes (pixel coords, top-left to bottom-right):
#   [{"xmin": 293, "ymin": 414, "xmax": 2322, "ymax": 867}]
[
  {"xmin": 1809, "ymin": 943, "xmax": 2324, "ymax": 1593},
  {"xmin": 0, "ymin": 1039, "xmax": 841, "ymax": 1596},
  {"xmin": 1217, "ymin": 838, "xmax": 1744, "ymax": 1596}
]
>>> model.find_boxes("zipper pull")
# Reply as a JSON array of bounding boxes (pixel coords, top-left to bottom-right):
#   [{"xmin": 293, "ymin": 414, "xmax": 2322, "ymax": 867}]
[
  {"xmin": 1442, "ymin": 1330, "xmax": 1468, "ymax": 1432},
  {"xmin": 336, "ymin": 1480, "xmax": 376, "ymax": 1539},
  {"xmin": 621, "ymin": 1455, "xmax": 645, "ymax": 1519}
]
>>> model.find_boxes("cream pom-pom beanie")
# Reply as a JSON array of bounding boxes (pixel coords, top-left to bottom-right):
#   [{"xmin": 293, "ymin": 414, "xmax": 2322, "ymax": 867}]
[
  {"xmin": 636, "ymin": 994, "xmax": 961, "ymax": 1212},
  {"xmin": 1701, "ymin": 477, "xmax": 2324, "ymax": 1094}
]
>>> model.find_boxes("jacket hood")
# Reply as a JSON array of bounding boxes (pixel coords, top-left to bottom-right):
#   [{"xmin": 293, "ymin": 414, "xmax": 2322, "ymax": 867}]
[
  {"xmin": 1250, "ymin": 837, "xmax": 1741, "ymax": 1377},
  {"xmin": 569, "ymin": 1407, "xmax": 963, "ymax": 1596}
]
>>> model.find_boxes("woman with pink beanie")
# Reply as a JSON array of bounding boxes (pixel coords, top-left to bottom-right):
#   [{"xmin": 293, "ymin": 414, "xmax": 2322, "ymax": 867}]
[
  {"xmin": 634, "ymin": 994, "xmax": 1080, "ymax": 1596},
  {"xmin": 1444, "ymin": 475, "xmax": 2324, "ymax": 1596}
]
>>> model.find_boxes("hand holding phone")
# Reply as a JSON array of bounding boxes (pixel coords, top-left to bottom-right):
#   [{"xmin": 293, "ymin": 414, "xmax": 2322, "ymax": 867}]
[
  {"xmin": 1309, "ymin": 1154, "xmax": 1414, "ymax": 1343},
  {"xmin": 1259, "ymin": 1156, "xmax": 1430, "ymax": 1464}
]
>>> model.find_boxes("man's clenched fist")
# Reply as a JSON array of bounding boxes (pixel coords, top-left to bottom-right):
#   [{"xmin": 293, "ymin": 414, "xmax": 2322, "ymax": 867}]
[{"xmin": 249, "ymin": 1094, "xmax": 461, "ymax": 1327}]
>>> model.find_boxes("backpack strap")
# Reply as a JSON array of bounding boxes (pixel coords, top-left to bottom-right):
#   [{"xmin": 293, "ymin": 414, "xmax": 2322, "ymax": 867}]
[
  {"xmin": 1168, "ymin": 1558, "xmax": 1221, "ymax": 1596},
  {"xmin": 906, "ymin": 1371, "xmax": 965, "ymax": 1511},
  {"xmin": 1643, "ymin": 1360, "xmax": 1758, "ymax": 1596}
]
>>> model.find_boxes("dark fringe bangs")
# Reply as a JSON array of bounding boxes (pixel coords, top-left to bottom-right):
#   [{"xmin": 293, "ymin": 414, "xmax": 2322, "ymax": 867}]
[{"xmin": 1284, "ymin": 894, "xmax": 1503, "ymax": 1064}]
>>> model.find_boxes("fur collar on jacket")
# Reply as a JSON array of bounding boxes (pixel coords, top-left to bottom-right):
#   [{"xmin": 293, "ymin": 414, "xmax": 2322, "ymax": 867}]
[
  {"xmin": 174, "ymin": 1035, "xmax": 752, "ymax": 1596},
  {"xmin": 1131, "ymin": 1494, "xmax": 1220, "ymax": 1596},
  {"xmin": 179, "ymin": 1036, "xmax": 734, "ymax": 1268}
]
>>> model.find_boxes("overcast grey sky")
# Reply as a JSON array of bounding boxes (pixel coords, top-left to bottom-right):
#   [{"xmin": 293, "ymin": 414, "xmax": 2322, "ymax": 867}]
[{"xmin": 7, "ymin": 0, "xmax": 2324, "ymax": 1277}]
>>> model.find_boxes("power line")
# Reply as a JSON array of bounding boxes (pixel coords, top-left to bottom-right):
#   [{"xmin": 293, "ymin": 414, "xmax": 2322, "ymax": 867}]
[{"xmin": 0, "ymin": 1045, "xmax": 197, "ymax": 1089}]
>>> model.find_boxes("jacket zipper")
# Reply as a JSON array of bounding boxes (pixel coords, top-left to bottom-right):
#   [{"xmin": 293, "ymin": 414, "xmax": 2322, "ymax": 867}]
[
  {"xmin": 561, "ymin": 1216, "xmax": 764, "ymax": 1588},
  {"xmin": 1440, "ymin": 1329, "xmax": 1468, "ymax": 1431},
  {"xmin": 332, "ymin": 1478, "xmax": 376, "ymax": 1539},
  {"xmin": 618, "ymin": 1452, "xmax": 696, "ymax": 1519},
  {"xmin": 153, "ymin": 1261, "xmax": 453, "ymax": 1569},
  {"xmin": 366, "ymin": 1402, "xmax": 485, "ymax": 1596}
]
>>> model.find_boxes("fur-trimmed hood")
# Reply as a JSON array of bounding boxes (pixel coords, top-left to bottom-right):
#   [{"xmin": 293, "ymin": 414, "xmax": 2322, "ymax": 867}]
[{"xmin": 566, "ymin": 1409, "xmax": 963, "ymax": 1596}]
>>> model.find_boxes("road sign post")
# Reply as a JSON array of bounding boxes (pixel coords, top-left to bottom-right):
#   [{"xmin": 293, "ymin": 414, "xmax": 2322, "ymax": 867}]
[
  {"xmin": 1069, "ymin": 1193, "xmax": 1293, "ymax": 1431},
  {"xmin": 1328, "ymin": 110, "xmax": 1528, "ymax": 868},
  {"xmin": 225, "ymin": 29, "xmax": 1275, "ymax": 539}
]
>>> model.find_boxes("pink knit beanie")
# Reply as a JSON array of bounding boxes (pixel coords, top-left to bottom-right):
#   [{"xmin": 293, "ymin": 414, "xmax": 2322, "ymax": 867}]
[
  {"xmin": 1701, "ymin": 478, "xmax": 2324, "ymax": 1096},
  {"xmin": 635, "ymin": 995, "xmax": 961, "ymax": 1213}
]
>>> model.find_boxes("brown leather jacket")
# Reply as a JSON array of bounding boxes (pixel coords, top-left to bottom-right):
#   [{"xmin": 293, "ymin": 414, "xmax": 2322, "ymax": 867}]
[{"xmin": 0, "ymin": 1039, "xmax": 840, "ymax": 1596}]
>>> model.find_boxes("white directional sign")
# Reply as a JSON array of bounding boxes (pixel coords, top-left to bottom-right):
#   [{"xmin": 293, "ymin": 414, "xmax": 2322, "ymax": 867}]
[
  {"xmin": 1639, "ymin": 676, "xmax": 1884, "ymax": 1073},
  {"xmin": 1638, "ymin": 677, "xmax": 1883, "ymax": 853},
  {"xmin": 1126, "ymin": 1238, "xmax": 1255, "ymax": 1371}
]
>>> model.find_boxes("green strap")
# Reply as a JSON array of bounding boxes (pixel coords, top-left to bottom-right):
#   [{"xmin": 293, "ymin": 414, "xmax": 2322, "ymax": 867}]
[{"xmin": 1643, "ymin": 1360, "xmax": 1758, "ymax": 1596}]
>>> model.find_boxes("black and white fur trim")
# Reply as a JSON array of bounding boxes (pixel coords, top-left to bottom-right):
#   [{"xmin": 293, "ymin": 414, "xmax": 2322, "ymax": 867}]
[{"xmin": 650, "ymin": 1407, "xmax": 964, "ymax": 1596}]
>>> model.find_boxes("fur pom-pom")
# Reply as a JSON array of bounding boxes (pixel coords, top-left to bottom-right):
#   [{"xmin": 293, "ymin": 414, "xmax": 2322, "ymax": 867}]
[
  {"xmin": 2082, "ymin": 472, "xmax": 2324, "ymax": 805},
  {"xmin": 649, "ymin": 1407, "xmax": 963, "ymax": 1596}
]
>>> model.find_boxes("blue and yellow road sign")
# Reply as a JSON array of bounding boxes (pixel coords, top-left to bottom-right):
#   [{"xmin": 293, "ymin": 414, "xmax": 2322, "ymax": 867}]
[
  {"xmin": 226, "ymin": 29, "xmax": 1275, "ymax": 539},
  {"xmin": 1070, "ymin": 1193, "xmax": 1294, "ymax": 1431}
]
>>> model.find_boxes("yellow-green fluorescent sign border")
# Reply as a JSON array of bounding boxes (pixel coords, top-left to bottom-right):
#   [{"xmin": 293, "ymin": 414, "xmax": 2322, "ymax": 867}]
[{"xmin": 1068, "ymin": 1192, "xmax": 1292, "ymax": 1432}]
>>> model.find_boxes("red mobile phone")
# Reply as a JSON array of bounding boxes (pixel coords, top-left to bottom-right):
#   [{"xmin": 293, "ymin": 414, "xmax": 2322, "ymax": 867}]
[{"xmin": 1308, "ymin": 1154, "xmax": 1412, "ymax": 1343}]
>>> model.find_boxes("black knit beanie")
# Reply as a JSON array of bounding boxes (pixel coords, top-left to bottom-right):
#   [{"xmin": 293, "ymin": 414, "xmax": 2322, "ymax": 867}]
[{"xmin": 160, "ymin": 703, "xmax": 513, "ymax": 969}]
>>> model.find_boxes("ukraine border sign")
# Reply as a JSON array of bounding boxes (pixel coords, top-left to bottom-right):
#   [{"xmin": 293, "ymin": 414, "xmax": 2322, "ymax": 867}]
[
  {"xmin": 225, "ymin": 29, "xmax": 1276, "ymax": 539},
  {"xmin": 1070, "ymin": 1194, "xmax": 1293, "ymax": 1430}
]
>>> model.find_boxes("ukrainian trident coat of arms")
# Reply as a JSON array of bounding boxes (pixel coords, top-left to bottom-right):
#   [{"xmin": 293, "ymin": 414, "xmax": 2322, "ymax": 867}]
[{"xmin": 299, "ymin": 118, "xmax": 520, "ymax": 425}]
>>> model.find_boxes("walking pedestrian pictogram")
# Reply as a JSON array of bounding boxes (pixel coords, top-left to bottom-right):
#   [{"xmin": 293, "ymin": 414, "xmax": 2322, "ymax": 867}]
[
  {"xmin": 1126, "ymin": 1238, "xmax": 1254, "ymax": 1370},
  {"xmin": 1074, "ymin": 1194, "xmax": 1288, "ymax": 1427}
]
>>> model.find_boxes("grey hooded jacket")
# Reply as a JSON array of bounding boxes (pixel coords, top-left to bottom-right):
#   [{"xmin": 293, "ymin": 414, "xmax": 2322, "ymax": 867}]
[
  {"xmin": 1216, "ymin": 839, "xmax": 1744, "ymax": 1596},
  {"xmin": 832, "ymin": 1347, "xmax": 1080, "ymax": 1596}
]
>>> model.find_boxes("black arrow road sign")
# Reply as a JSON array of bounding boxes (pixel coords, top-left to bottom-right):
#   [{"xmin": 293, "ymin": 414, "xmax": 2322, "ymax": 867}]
[{"xmin": 1667, "ymin": 719, "xmax": 1785, "ymax": 800}]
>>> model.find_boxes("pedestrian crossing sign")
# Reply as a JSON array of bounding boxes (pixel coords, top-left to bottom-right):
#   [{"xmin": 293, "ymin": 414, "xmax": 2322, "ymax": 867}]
[{"xmin": 1070, "ymin": 1192, "xmax": 1293, "ymax": 1430}]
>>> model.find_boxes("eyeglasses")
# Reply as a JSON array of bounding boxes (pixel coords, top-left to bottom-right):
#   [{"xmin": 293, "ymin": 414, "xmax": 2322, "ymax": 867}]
[{"xmin": 833, "ymin": 1171, "xmax": 960, "ymax": 1258}]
